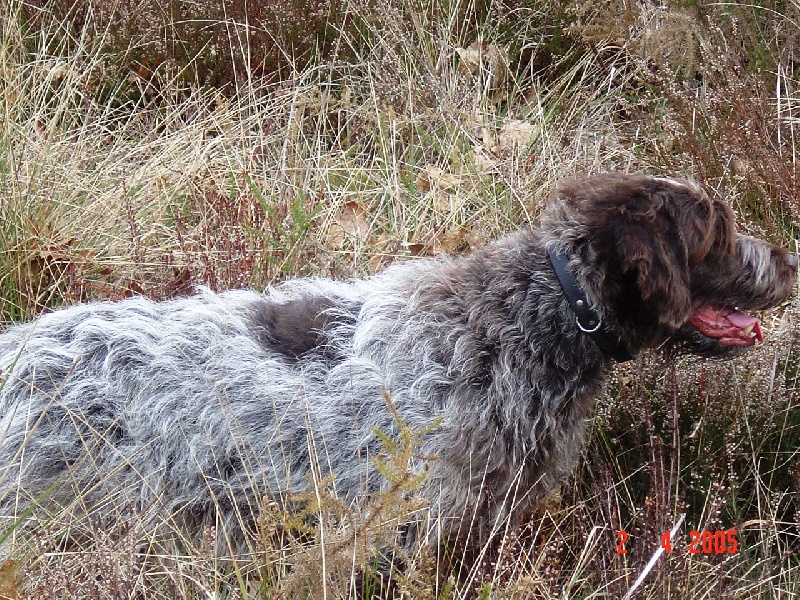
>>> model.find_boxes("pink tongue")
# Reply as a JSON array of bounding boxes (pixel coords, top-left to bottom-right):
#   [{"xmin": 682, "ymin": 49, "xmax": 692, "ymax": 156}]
[{"xmin": 689, "ymin": 307, "xmax": 763, "ymax": 347}]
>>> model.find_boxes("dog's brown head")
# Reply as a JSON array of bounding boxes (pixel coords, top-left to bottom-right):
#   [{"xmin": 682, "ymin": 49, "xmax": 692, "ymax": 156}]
[{"xmin": 542, "ymin": 173, "xmax": 797, "ymax": 357}]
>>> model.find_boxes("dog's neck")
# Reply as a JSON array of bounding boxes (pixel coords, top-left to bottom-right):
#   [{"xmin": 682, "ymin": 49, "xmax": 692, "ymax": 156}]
[{"xmin": 547, "ymin": 247, "xmax": 637, "ymax": 363}]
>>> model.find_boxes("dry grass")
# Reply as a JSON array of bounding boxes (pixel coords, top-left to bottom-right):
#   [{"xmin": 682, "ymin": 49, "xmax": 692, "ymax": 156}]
[{"xmin": 2, "ymin": 0, "xmax": 800, "ymax": 597}]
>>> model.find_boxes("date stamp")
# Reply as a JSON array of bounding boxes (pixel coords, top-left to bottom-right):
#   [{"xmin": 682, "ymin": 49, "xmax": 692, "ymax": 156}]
[{"xmin": 617, "ymin": 529, "xmax": 739, "ymax": 555}]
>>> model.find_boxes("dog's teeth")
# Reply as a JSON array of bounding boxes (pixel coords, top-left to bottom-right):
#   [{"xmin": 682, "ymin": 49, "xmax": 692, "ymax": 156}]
[{"xmin": 743, "ymin": 324, "xmax": 754, "ymax": 337}]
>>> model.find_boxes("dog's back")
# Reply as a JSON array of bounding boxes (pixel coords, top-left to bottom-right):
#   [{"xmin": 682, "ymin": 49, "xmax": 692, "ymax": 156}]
[{"xmin": 0, "ymin": 261, "xmax": 455, "ymax": 550}]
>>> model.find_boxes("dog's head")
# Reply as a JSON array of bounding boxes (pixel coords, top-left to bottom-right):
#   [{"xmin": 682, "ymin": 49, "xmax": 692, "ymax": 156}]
[{"xmin": 542, "ymin": 173, "xmax": 797, "ymax": 357}]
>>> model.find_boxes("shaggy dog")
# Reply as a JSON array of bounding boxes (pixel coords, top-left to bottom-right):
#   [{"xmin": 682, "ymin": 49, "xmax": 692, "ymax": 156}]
[{"xmin": 0, "ymin": 173, "xmax": 796, "ymax": 555}]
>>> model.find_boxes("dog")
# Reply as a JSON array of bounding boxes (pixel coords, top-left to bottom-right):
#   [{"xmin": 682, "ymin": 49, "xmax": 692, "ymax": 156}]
[{"xmin": 0, "ymin": 173, "xmax": 796, "ymax": 557}]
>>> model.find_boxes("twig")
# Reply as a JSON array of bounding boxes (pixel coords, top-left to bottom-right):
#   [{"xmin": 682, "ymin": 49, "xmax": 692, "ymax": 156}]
[{"xmin": 622, "ymin": 513, "xmax": 686, "ymax": 600}]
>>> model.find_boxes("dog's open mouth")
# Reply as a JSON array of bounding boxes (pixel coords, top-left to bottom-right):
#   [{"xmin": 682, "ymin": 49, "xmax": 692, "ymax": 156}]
[{"xmin": 688, "ymin": 306, "xmax": 763, "ymax": 347}]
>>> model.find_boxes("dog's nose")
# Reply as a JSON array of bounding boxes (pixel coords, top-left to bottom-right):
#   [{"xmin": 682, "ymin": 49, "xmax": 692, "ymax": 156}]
[{"xmin": 786, "ymin": 253, "xmax": 799, "ymax": 270}]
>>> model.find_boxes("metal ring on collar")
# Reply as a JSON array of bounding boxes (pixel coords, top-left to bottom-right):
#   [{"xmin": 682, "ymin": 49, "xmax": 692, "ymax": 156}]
[{"xmin": 576, "ymin": 316, "xmax": 602, "ymax": 334}]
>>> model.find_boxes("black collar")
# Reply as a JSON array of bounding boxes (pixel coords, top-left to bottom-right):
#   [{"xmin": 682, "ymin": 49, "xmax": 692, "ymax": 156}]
[{"xmin": 547, "ymin": 247, "xmax": 637, "ymax": 363}]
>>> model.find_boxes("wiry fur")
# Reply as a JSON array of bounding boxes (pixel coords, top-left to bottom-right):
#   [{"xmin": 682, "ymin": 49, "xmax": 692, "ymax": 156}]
[{"xmin": 0, "ymin": 173, "xmax": 796, "ymax": 554}]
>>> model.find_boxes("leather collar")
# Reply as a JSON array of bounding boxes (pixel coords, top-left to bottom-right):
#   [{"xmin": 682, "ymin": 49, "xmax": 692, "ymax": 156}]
[{"xmin": 547, "ymin": 247, "xmax": 637, "ymax": 363}]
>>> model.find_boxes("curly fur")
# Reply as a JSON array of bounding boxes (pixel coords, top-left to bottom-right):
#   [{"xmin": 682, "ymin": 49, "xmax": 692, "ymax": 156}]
[{"xmin": 0, "ymin": 173, "xmax": 796, "ymax": 554}]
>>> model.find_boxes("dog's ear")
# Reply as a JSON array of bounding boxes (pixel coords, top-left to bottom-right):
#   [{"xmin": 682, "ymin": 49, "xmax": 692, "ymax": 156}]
[
  {"xmin": 614, "ymin": 218, "xmax": 693, "ymax": 330},
  {"xmin": 611, "ymin": 179, "xmax": 731, "ymax": 330},
  {"xmin": 556, "ymin": 174, "xmax": 734, "ymax": 331}
]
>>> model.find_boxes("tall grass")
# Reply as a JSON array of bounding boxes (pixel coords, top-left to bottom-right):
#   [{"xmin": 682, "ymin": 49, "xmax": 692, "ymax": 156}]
[{"xmin": 1, "ymin": 0, "xmax": 800, "ymax": 597}]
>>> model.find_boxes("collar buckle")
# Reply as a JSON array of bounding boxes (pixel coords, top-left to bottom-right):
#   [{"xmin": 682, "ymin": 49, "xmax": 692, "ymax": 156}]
[{"xmin": 547, "ymin": 247, "xmax": 637, "ymax": 363}]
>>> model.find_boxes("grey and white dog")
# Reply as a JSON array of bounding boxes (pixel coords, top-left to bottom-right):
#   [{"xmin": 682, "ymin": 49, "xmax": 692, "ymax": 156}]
[{"xmin": 0, "ymin": 173, "xmax": 796, "ymax": 554}]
